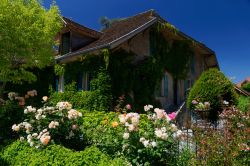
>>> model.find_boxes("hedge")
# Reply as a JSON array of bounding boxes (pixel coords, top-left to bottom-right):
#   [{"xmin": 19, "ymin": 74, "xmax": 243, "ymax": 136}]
[
  {"xmin": 187, "ymin": 68, "xmax": 238, "ymax": 119},
  {"xmin": 0, "ymin": 141, "xmax": 129, "ymax": 166}
]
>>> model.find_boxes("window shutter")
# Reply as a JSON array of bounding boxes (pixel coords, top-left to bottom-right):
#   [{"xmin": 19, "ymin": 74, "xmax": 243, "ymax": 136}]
[
  {"xmin": 77, "ymin": 72, "xmax": 83, "ymax": 91},
  {"xmin": 164, "ymin": 75, "xmax": 168, "ymax": 97}
]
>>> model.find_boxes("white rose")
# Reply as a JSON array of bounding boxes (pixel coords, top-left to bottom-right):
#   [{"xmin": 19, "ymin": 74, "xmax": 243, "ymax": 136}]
[
  {"xmin": 29, "ymin": 142, "xmax": 34, "ymax": 147},
  {"xmin": 128, "ymin": 124, "xmax": 135, "ymax": 132},
  {"xmin": 123, "ymin": 132, "xmax": 130, "ymax": 139},
  {"xmin": 143, "ymin": 140, "xmax": 150, "ymax": 148},
  {"xmin": 12, "ymin": 124, "xmax": 20, "ymax": 132},
  {"xmin": 151, "ymin": 141, "xmax": 157, "ymax": 147},
  {"xmin": 139, "ymin": 137, "xmax": 146, "ymax": 142},
  {"xmin": 20, "ymin": 137, "xmax": 25, "ymax": 142},
  {"xmin": 42, "ymin": 96, "xmax": 48, "ymax": 102},
  {"xmin": 32, "ymin": 133, "xmax": 38, "ymax": 137}
]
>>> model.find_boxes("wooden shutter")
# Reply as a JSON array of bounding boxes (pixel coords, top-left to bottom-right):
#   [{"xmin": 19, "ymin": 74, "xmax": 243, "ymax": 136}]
[
  {"xmin": 164, "ymin": 74, "xmax": 168, "ymax": 97},
  {"xmin": 77, "ymin": 72, "xmax": 83, "ymax": 91}
]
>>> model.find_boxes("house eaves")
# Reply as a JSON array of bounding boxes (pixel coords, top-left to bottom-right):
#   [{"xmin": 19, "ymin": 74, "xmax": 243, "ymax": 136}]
[
  {"xmin": 55, "ymin": 17, "xmax": 157, "ymax": 63},
  {"xmin": 234, "ymin": 85, "xmax": 250, "ymax": 97}
]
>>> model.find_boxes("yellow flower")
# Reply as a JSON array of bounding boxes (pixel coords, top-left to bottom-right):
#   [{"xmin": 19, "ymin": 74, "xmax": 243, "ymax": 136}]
[{"xmin": 112, "ymin": 121, "xmax": 118, "ymax": 128}]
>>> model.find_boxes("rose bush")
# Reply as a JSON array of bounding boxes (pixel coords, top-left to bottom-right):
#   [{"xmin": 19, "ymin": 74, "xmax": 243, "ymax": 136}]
[
  {"xmin": 117, "ymin": 104, "xmax": 186, "ymax": 165},
  {"xmin": 12, "ymin": 98, "xmax": 83, "ymax": 150},
  {"xmin": 193, "ymin": 105, "xmax": 250, "ymax": 165}
]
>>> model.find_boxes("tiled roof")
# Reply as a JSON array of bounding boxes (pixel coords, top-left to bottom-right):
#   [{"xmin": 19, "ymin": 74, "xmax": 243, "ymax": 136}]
[
  {"xmin": 62, "ymin": 17, "xmax": 102, "ymax": 39},
  {"xmin": 236, "ymin": 77, "xmax": 250, "ymax": 88},
  {"xmin": 56, "ymin": 9, "xmax": 217, "ymax": 64},
  {"xmin": 78, "ymin": 10, "xmax": 156, "ymax": 50}
]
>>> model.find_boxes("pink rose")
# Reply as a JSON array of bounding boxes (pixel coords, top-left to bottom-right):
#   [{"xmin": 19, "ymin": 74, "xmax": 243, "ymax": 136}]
[
  {"xmin": 72, "ymin": 124, "xmax": 78, "ymax": 130},
  {"xmin": 168, "ymin": 112, "xmax": 176, "ymax": 120},
  {"xmin": 192, "ymin": 100, "xmax": 198, "ymax": 105},
  {"xmin": 126, "ymin": 104, "xmax": 132, "ymax": 110}
]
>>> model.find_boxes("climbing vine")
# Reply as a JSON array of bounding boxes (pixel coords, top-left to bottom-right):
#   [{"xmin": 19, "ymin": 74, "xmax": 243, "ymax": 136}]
[
  {"xmin": 58, "ymin": 23, "xmax": 194, "ymax": 111},
  {"xmin": 54, "ymin": 64, "xmax": 65, "ymax": 76},
  {"xmin": 102, "ymin": 49, "xmax": 110, "ymax": 69}
]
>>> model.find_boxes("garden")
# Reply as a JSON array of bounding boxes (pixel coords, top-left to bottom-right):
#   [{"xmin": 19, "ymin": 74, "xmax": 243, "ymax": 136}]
[{"xmin": 0, "ymin": 0, "xmax": 249, "ymax": 165}]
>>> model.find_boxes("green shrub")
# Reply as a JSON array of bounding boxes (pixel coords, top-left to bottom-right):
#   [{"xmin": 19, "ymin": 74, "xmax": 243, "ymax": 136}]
[
  {"xmin": 49, "ymin": 68, "xmax": 112, "ymax": 112},
  {"xmin": 193, "ymin": 106, "xmax": 250, "ymax": 165},
  {"xmin": 237, "ymin": 96, "xmax": 250, "ymax": 112},
  {"xmin": 0, "ymin": 100, "xmax": 24, "ymax": 143},
  {"xmin": 81, "ymin": 110, "xmax": 124, "ymax": 155},
  {"xmin": 0, "ymin": 141, "xmax": 129, "ymax": 166},
  {"xmin": 81, "ymin": 108, "xmax": 185, "ymax": 165},
  {"xmin": 5, "ymin": 67, "xmax": 55, "ymax": 107},
  {"xmin": 187, "ymin": 68, "xmax": 238, "ymax": 119},
  {"xmin": 242, "ymin": 82, "xmax": 250, "ymax": 93},
  {"xmin": 49, "ymin": 83, "xmax": 91, "ymax": 109},
  {"xmin": 88, "ymin": 68, "xmax": 112, "ymax": 112}
]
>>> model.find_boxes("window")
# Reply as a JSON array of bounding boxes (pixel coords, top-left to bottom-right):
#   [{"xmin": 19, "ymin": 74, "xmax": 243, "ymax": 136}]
[
  {"xmin": 61, "ymin": 32, "xmax": 70, "ymax": 55},
  {"xmin": 77, "ymin": 72, "xmax": 83, "ymax": 91},
  {"xmin": 78, "ymin": 72, "xmax": 92, "ymax": 91},
  {"xmin": 155, "ymin": 74, "xmax": 168, "ymax": 97},
  {"xmin": 55, "ymin": 75, "xmax": 64, "ymax": 92},
  {"xmin": 149, "ymin": 30, "xmax": 156, "ymax": 56}
]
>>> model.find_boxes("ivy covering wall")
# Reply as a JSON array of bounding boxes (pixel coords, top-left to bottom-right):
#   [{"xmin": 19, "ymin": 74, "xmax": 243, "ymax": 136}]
[{"xmin": 55, "ymin": 23, "xmax": 195, "ymax": 111}]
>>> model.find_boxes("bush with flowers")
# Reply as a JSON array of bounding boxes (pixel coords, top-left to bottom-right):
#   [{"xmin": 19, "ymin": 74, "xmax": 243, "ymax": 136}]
[
  {"xmin": 11, "ymin": 97, "xmax": 84, "ymax": 150},
  {"xmin": 187, "ymin": 68, "xmax": 238, "ymax": 121},
  {"xmin": 115, "ymin": 104, "xmax": 187, "ymax": 165},
  {"xmin": 80, "ymin": 110, "xmax": 124, "ymax": 155},
  {"xmin": 0, "ymin": 90, "xmax": 39, "ymax": 143},
  {"xmin": 193, "ymin": 104, "xmax": 250, "ymax": 165}
]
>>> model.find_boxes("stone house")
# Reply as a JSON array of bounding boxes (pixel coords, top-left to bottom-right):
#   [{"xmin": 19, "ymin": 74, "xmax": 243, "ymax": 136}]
[{"xmin": 55, "ymin": 10, "xmax": 219, "ymax": 110}]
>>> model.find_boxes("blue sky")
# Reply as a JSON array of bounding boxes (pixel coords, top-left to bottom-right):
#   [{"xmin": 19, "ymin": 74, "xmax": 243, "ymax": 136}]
[{"xmin": 44, "ymin": 0, "xmax": 250, "ymax": 83}]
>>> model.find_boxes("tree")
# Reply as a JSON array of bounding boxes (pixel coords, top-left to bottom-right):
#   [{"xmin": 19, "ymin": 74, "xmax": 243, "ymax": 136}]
[
  {"xmin": 0, "ymin": 0, "xmax": 62, "ymax": 95},
  {"xmin": 242, "ymin": 82, "xmax": 250, "ymax": 93},
  {"xmin": 99, "ymin": 16, "xmax": 124, "ymax": 30}
]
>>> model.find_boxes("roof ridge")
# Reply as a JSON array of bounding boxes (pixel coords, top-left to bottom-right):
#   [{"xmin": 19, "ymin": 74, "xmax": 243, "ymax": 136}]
[
  {"xmin": 126, "ymin": 9, "xmax": 156, "ymax": 18},
  {"xmin": 62, "ymin": 16, "xmax": 103, "ymax": 34}
]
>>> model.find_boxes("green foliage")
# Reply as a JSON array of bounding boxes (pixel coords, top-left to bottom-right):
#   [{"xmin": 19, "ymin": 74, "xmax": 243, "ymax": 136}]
[
  {"xmin": 0, "ymin": 141, "xmax": 129, "ymax": 166},
  {"xmin": 0, "ymin": 0, "xmax": 62, "ymax": 85},
  {"xmin": 0, "ymin": 100, "xmax": 24, "ymax": 142},
  {"xmin": 49, "ymin": 82, "xmax": 91, "ymax": 109},
  {"xmin": 102, "ymin": 49, "xmax": 110, "ymax": 69},
  {"xmin": 158, "ymin": 22, "xmax": 179, "ymax": 35},
  {"xmin": 187, "ymin": 68, "xmax": 238, "ymax": 119},
  {"xmin": 54, "ymin": 64, "xmax": 65, "ymax": 76},
  {"xmin": 242, "ymin": 82, "xmax": 250, "ymax": 92},
  {"xmin": 50, "ymin": 69, "xmax": 112, "ymax": 112},
  {"xmin": 64, "ymin": 54, "xmax": 104, "ymax": 85},
  {"xmin": 81, "ymin": 110, "xmax": 184, "ymax": 166},
  {"xmin": 237, "ymin": 96, "xmax": 250, "ymax": 112},
  {"xmin": 176, "ymin": 148, "xmax": 196, "ymax": 166},
  {"xmin": 120, "ymin": 113, "xmax": 180, "ymax": 165},
  {"xmin": 193, "ymin": 107, "xmax": 250, "ymax": 165},
  {"xmin": 5, "ymin": 67, "xmax": 55, "ymax": 106},
  {"xmin": 152, "ymin": 24, "xmax": 193, "ymax": 80},
  {"xmin": 89, "ymin": 68, "xmax": 113, "ymax": 112},
  {"xmin": 81, "ymin": 110, "xmax": 124, "ymax": 155}
]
